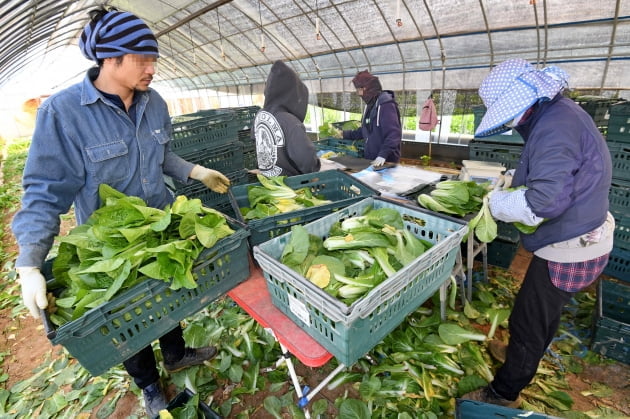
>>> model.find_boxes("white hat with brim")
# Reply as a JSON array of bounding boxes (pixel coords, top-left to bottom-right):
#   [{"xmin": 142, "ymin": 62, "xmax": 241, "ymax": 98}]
[{"xmin": 475, "ymin": 59, "xmax": 569, "ymax": 137}]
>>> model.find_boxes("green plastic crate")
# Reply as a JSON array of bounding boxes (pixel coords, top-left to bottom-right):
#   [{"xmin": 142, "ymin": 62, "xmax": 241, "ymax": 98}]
[
  {"xmin": 174, "ymin": 169, "xmax": 250, "ymax": 218},
  {"xmin": 485, "ymin": 238, "xmax": 520, "ymax": 269},
  {"xmin": 242, "ymin": 141, "xmax": 257, "ymax": 170},
  {"xmin": 607, "ymin": 142, "xmax": 630, "ymax": 182},
  {"xmin": 153, "ymin": 389, "xmax": 221, "ymax": 419},
  {"xmin": 228, "ymin": 170, "xmax": 378, "ymax": 247},
  {"xmin": 456, "ymin": 399, "xmax": 560, "ymax": 419},
  {"xmin": 606, "ymin": 101, "xmax": 630, "ymax": 143},
  {"xmin": 609, "ymin": 179, "xmax": 630, "ymax": 218},
  {"xmin": 603, "ymin": 246, "xmax": 630, "ymax": 282},
  {"xmin": 314, "ymin": 137, "xmax": 364, "ymax": 157},
  {"xmin": 496, "ymin": 221, "xmax": 520, "ymax": 243},
  {"xmin": 171, "ymin": 111, "xmax": 240, "ymax": 155},
  {"xmin": 592, "ymin": 278, "xmax": 630, "ymax": 364},
  {"xmin": 44, "ymin": 222, "xmax": 250, "ymax": 376},
  {"xmin": 177, "ymin": 141, "xmax": 244, "ymax": 174},
  {"xmin": 612, "ymin": 214, "xmax": 630, "ymax": 251},
  {"xmin": 232, "ymin": 105, "xmax": 260, "ymax": 131},
  {"xmin": 239, "ymin": 128, "xmax": 254, "ymax": 145},
  {"xmin": 468, "ymin": 140, "xmax": 523, "ymax": 170},
  {"xmin": 253, "ymin": 197, "xmax": 467, "ymax": 366}
]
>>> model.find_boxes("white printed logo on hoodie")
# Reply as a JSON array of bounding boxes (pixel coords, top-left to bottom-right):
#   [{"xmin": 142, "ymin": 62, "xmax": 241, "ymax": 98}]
[{"xmin": 254, "ymin": 110, "xmax": 284, "ymax": 177}]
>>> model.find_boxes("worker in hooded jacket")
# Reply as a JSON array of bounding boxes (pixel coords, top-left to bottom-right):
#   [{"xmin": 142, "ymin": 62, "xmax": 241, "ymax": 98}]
[
  {"xmin": 340, "ymin": 70, "xmax": 402, "ymax": 166},
  {"xmin": 254, "ymin": 60, "xmax": 321, "ymax": 177}
]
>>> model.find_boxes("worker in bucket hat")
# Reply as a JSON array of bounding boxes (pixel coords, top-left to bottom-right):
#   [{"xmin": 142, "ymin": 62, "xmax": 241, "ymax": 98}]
[
  {"xmin": 463, "ymin": 59, "xmax": 614, "ymax": 408},
  {"xmin": 12, "ymin": 7, "xmax": 227, "ymax": 417}
]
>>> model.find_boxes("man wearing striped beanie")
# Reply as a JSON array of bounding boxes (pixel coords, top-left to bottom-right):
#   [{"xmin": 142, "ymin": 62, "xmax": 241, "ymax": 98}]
[{"xmin": 12, "ymin": 7, "xmax": 228, "ymax": 417}]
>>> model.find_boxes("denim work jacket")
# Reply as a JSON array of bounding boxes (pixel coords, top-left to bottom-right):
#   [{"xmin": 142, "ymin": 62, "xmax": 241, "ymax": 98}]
[{"xmin": 12, "ymin": 69, "xmax": 195, "ymax": 268}]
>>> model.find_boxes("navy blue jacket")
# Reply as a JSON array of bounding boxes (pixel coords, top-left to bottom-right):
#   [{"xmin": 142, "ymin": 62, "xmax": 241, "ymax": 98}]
[
  {"xmin": 512, "ymin": 94, "xmax": 612, "ymax": 252},
  {"xmin": 343, "ymin": 90, "xmax": 402, "ymax": 162}
]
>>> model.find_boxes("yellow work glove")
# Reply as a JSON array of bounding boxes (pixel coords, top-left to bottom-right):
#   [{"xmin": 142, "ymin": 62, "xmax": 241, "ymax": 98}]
[{"xmin": 190, "ymin": 165, "xmax": 230, "ymax": 193}]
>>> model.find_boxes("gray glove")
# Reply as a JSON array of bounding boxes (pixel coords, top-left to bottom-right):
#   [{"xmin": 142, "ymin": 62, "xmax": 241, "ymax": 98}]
[
  {"xmin": 17, "ymin": 267, "xmax": 47, "ymax": 318},
  {"xmin": 371, "ymin": 156, "xmax": 386, "ymax": 167}
]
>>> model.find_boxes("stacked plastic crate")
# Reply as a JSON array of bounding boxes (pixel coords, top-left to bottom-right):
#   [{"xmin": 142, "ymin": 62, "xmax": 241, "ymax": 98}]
[
  {"xmin": 591, "ymin": 100, "xmax": 630, "ymax": 364},
  {"xmin": 604, "ymin": 101, "xmax": 630, "ymax": 280},
  {"xmin": 233, "ymin": 106, "xmax": 260, "ymax": 171},
  {"xmin": 169, "ymin": 106, "xmax": 259, "ymax": 217},
  {"xmin": 469, "ymin": 105, "xmax": 522, "ymax": 269},
  {"xmin": 575, "ymin": 96, "xmax": 617, "ymax": 136}
]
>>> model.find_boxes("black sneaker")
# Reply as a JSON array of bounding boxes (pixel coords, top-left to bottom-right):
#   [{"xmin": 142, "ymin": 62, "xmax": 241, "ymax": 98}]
[
  {"xmin": 142, "ymin": 381, "xmax": 168, "ymax": 418},
  {"xmin": 461, "ymin": 385, "xmax": 522, "ymax": 409},
  {"xmin": 164, "ymin": 346, "xmax": 218, "ymax": 373}
]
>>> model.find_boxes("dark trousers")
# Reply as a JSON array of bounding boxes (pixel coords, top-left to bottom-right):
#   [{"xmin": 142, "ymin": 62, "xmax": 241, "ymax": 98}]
[
  {"xmin": 491, "ymin": 255, "xmax": 573, "ymax": 401},
  {"xmin": 122, "ymin": 325, "xmax": 186, "ymax": 389}
]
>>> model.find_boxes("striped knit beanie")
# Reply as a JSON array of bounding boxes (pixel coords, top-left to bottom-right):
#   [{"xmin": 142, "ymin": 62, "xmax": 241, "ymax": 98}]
[{"xmin": 79, "ymin": 11, "xmax": 159, "ymax": 62}]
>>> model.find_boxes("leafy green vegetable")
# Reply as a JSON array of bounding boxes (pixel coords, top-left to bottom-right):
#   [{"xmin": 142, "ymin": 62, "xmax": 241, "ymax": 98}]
[
  {"xmin": 323, "ymin": 231, "xmax": 391, "ymax": 251},
  {"xmin": 281, "ymin": 206, "xmax": 432, "ymax": 305},
  {"xmin": 49, "ymin": 184, "xmax": 234, "ymax": 326},
  {"xmin": 318, "ymin": 122, "xmax": 342, "ymax": 138},
  {"xmin": 468, "ymin": 194, "xmax": 497, "ymax": 243},
  {"xmin": 340, "ymin": 207, "xmax": 404, "ymax": 231},
  {"xmin": 438, "ymin": 323, "xmax": 487, "ymax": 345},
  {"xmin": 241, "ymin": 174, "xmax": 332, "ymax": 220},
  {"xmin": 341, "ymin": 120, "xmax": 361, "ymax": 130},
  {"xmin": 418, "ymin": 180, "xmax": 501, "ymax": 243}
]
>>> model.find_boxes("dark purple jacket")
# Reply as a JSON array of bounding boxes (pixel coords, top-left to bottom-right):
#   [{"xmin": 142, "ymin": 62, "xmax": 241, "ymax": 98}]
[
  {"xmin": 343, "ymin": 90, "xmax": 402, "ymax": 162},
  {"xmin": 512, "ymin": 94, "xmax": 612, "ymax": 252}
]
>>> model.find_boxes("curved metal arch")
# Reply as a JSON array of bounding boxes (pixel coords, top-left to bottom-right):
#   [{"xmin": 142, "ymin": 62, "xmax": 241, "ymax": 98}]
[
  {"xmin": 178, "ymin": 21, "xmax": 243, "ymax": 88},
  {"xmin": 260, "ymin": 0, "xmax": 316, "ymax": 78},
  {"xmin": 601, "ymin": 0, "xmax": 622, "ymax": 91},
  {"xmin": 477, "ymin": 0, "xmax": 494, "ymax": 68},
  {"xmin": 370, "ymin": 0, "xmax": 409, "ymax": 124}
]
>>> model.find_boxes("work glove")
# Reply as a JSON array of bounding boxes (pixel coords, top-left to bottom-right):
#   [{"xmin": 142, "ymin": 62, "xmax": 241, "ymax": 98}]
[
  {"xmin": 190, "ymin": 165, "xmax": 230, "ymax": 194},
  {"xmin": 17, "ymin": 267, "xmax": 47, "ymax": 318},
  {"xmin": 489, "ymin": 188, "xmax": 543, "ymax": 226},
  {"xmin": 371, "ymin": 156, "xmax": 386, "ymax": 167}
]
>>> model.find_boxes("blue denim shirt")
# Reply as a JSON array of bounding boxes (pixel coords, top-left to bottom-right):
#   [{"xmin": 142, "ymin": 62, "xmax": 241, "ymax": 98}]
[{"xmin": 12, "ymin": 68, "xmax": 195, "ymax": 268}]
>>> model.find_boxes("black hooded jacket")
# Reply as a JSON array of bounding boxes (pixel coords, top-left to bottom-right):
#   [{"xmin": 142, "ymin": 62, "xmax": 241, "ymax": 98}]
[{"xmin": 254, "ymin": 61, "xmax": 320, "ymax": 177}]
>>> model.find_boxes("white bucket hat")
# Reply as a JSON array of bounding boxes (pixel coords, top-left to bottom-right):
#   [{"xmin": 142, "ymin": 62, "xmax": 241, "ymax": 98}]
[{"xmin": 475, "ymin": 59, "xmax": 569, "ymax": 137}]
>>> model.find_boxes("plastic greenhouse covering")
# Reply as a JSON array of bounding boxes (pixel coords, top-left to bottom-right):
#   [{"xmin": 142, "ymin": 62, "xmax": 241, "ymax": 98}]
[
  {"xmin": 2, "ymin": 0, "xmax": 629, "ymax": 92},
  {"xmin": 1, "ymin": 0, "xmax": 630, "ymax": 144}
]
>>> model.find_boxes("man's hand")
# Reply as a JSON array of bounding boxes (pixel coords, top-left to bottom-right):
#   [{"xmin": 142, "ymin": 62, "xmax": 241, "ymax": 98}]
[
  {"xmin": 190, "ymin": 165, "xmax": 230, "ymax": 193},
  {"xmin": 17, "ymin": 267, "xmax": 47, "ymax": 318},
  {"xmin": 371, "ymin": 156, "xmax": 386, "ymax": 167}
]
